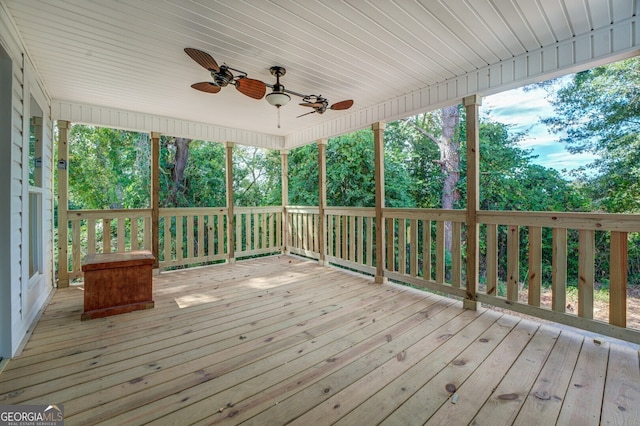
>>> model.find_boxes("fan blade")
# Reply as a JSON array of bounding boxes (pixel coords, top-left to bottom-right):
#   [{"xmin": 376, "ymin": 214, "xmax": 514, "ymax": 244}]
[
  {"xmin": 330, "ymin": 99, "xmax": 354, "ymax": 110},
  {"xmin": 184, "ymin": 48, "xmax": 219, "ymax": 72},
  {"xmin": 191, "ymin": 82, "xmax": 222, "ymax": 94},
  {"xmin": 296, "ymin": 110, "xmax": 317, "ymax": 118},
  {"xmin": 299, "ymin": 102, "xmax": 324, "ymax": 108},
  {"xmin": 235, "ymin": 78, "xmax": 266, "ymax": 99}
]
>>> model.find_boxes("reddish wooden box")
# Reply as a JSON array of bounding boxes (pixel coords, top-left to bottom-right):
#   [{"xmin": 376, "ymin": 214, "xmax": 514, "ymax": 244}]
[{"xmin": 81, "ymin": 250, "xmax": 155, "ymax": 320}]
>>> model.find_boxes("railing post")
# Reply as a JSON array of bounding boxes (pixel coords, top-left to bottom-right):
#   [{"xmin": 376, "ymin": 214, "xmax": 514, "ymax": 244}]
[
  {"xmin": 150, "ymin": 132, "xmax": 160, "ymax": 270},
  {"xmin": 373, "ymin": 121, "xmax": 386, "ymax": 283},
  {"xmin": 225, "ymin": 142, "xmax": 235, "ymax": 263},
  {"xmin": 280, "ymin": 149, "xmax": 289, "ymax": 254},
  {"xmin": 610, "ymin": 231, "xmax": 628, "ymax": 327},
  {"xmin": 56, "ymin": 120, "xmax": 70, "ymax": 288},
  {"xmin": 463, "ymin": 95, "xmax": 481, "ymax": 310},
  {"xmin": 318, "ymin": 139, "xmax": 328, "ymax": 265}
]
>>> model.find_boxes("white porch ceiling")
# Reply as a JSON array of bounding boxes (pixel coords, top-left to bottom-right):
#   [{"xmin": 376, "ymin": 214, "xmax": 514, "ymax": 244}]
[{"xmin": 3, "ymin": 0, "xmax": 639, "ymax": 148}]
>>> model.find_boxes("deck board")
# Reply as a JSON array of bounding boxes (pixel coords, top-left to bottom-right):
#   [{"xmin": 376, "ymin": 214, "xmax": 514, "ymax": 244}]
[{"xmin": 0, "ymin": 256, "xmax": 638, "ymax": 425}]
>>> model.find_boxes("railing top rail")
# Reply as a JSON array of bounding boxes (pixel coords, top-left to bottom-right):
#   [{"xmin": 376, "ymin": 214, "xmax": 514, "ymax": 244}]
[
  {"xmin": 235, "ymin": 206, "xmax": 282, "ymax": 213},
  {"xmin": 159, "ymin": 207, "xmax": 228, "ymax": 215},
  {"xmin": 383, "ymin": 208, "xmax": 466, "ymax": 221},
  {"xmin": 286, "ymin": 206, "xmax": 320, "ymax": 214},
  {"xmin": 68, "ymin": 208, "xmax": 152, "ymax": 219},
  {"xmin": 478, "ymin": 210, "xmax": 640, "ymax": 232},
  {"xmin": 324, "ymin": 206, "xmax": 375, "ymax": 216}
]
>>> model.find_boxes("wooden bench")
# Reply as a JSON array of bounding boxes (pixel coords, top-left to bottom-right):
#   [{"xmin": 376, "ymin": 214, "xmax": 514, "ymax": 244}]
[{"xmin": 81, "ymin": 250, "xmax": 155, "ymax": 320}]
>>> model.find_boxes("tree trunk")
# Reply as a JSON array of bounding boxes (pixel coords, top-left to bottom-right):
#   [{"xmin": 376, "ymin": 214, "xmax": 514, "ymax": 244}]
[
  {"xmin": 436, "ymin": 106, "xmax": 461, "ymax": 254},
  {"xmin": 167, "ymin": 137, "xmax": 192, "ymax": 206}
]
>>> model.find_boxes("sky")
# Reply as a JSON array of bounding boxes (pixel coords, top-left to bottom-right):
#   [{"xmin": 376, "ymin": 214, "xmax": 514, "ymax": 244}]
[{"xmin": 481, "ymin": 83, "xmax": 596, "ymax": 176}]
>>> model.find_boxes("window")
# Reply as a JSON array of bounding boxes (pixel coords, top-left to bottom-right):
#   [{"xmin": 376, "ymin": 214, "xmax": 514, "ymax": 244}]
[{"xmin": 28, "ymin": 96, "xmax": 43, "ymax": 280}]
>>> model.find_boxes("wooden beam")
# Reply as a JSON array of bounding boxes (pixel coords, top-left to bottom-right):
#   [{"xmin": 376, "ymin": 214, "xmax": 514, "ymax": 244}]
[
  {"xmin": 150, "ymin": 132, "xmax": 160, "ymax": 269},
  {"xmin": 225, "ymin": 142, "xmax": 235, "ymax": 263},
  {"xmin": 280, "ymin": 149, "xmax": 289, "ymax": 254},
  {"xmin": 56, "ymin": 120, "xmax": 71, "ymax": 288},
  {"xmin": 317, "ymin": 140, "xmax": 327, "ymax": 265},
  {"xmin": 463, "ymin": 95, "xmax": 481, "ymax": 310},
  {"xmin": 373, "ymin": 122, "xmax": 386, "ymax": 283}
]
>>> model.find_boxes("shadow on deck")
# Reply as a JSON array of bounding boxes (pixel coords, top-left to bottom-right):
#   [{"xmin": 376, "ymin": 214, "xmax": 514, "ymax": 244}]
[{"xmin": 0, "ymin": 256, "xmax": 638, "ymax": 425}]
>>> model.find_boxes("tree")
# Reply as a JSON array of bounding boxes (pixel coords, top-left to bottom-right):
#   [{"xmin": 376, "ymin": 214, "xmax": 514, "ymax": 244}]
[
  {"xmin": 68, "ymin": 125, "xmax": 150, "ymax": 210},
  {"xmin": 543, "ymin": 57, "xmax": 640, "ymax": 212},
  {"xmin": 403, "ymin": 106, "xmax": 462, "ymax": 210},
  {"xmin": 159, "ymin": 138, "xmax": 226, "ymax": 207}
]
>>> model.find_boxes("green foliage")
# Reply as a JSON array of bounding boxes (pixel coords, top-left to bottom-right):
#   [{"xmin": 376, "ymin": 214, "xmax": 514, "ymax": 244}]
[
  {"xmin": 543, "ymin": 57, "xmax": 640, "ymax": 212},
  {"xmin": 384, "ymin": 120, "xmax": 441, "ymax": 207},
  {"xmin": 68, "ymin": 125, "xmax": 150, "ymax": 210},
  {"xmin": 326, "ymin": 130, "xmax": 375, "ymax": 206},
  {"xmin": 288, "ymin": 143, "xmax": 319, "ymax": 205},
  {"xmin": 233, "ymin": 145, "xmax": 281, "ymax": 207}
]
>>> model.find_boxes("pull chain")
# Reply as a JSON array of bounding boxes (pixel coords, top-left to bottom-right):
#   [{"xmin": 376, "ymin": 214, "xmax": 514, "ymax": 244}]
[{"xmin": 277, "ymin": 107, "xmax": 281, "ymax": 129}]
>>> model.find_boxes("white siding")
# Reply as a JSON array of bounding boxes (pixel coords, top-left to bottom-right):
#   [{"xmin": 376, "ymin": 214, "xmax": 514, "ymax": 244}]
[{"xmin": 0, "ymin": 3, "xmax": 53, "ymax": 359}]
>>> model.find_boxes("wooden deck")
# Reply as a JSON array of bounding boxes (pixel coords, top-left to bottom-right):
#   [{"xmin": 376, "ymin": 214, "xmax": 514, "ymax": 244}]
[{"xmin": 0, "ymin": 256, "xmax": 638, "ymax": 425}]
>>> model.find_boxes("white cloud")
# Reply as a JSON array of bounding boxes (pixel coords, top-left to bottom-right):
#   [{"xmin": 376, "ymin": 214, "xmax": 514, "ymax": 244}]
[{"xmin": 481, "ymin": 82, "xmax": 592, "ymax": 174}]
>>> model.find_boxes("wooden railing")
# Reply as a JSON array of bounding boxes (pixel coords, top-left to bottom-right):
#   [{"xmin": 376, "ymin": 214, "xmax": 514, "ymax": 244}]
[
  {"xmin": 325, "ymin": 207, "xmax": 376, "ymax": 274},
  {"xmin": 476, "ymin": 211, "xmax": 640, "ymax": 342},
  {"xmin": 383, "ymin": 208, "xmax": 468, "ymax": 299},
  {"xmin": 286, "ymin": 206, "xmax": 320, "ymax": 259},
  {"xmin": 159, "ymin": 207, "xmax": 228, "ymax": 269},
  {"xmin": 159, "ymin": 206, "xmax": 282, "ymax": 268},
  {"xmin": 61, "ymin": 206, "xmax": 640, "ymax": 342},
  {"xmin": 63, "ymin": 207, "xmax": 283, "ymax": 274},
  {"xmin": 234, "ymin": 206, "xmax": 282, "ymax": 258},
  {"xmin": 64, "ymin": 209, "xmax": 152, "ymax": 279}
]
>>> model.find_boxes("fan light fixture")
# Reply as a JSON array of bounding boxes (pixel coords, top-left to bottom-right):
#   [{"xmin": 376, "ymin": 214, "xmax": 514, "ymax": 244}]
[
  {"xmin": 266, "ymin": 66, "xmax": 290, "ymax": 128},
  {"xmin": 266, "ymin": 91, "xmax": 290, "ymax": 107},
  {"xmin": 266, "ymin": 66, "xmax": 290, "ymax": 108}
]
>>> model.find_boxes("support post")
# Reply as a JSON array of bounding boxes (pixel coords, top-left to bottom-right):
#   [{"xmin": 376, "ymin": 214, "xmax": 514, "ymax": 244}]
[
  {"xmin": 150, "ymin": 132, "xmax": 160, "ymax": 270},
  {"xmin": 280, "ymin": 149, "xmax": 289, "ymax": 254},
  {"xmin": 225, "ymin": 142, "xmax": 235, "ymax": 263},
  {"xmin": 317, "ymin": 139, "xmax": 328, "ymax": 265},
  {"xmin": 56, "ymin": 120, "xmax": 71, "ymax": 288},
  {"xmin": 373, "ymin": 122, "xmax": 386, "ymax": 283},
  {"xmin": 463, "ymin": 95, "xmax": 482, "ymax": 310}
]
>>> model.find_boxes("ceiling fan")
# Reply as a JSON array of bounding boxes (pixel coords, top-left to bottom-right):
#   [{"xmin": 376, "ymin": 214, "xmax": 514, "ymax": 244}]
[{"xmin": 185, "ymin": 48, "xmax": 354, "ymax": 127}]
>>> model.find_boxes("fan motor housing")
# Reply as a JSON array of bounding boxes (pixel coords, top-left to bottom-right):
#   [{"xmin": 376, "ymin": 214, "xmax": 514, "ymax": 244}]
[{"xmin": 212, "ymin": 66, "xmax": 234, "ymax": 87}]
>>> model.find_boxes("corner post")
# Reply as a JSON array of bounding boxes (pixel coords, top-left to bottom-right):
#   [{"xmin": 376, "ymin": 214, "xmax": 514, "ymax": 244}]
[
  {"xmin": 317, "ymin": 139, "xmax": 328, "ymax": 265},
  {"xmin": 56, "ymin": 120, "xmax": 70, "ymax": 288},
  {"xmin": 280, "ymin": 149, "xmax": 289, "ymax": 254},
  {"xmin": 225, "ymin": 142, "xmax": 235, "ymax": 263},
  {"xmin": 150, "ymin": 132, "xmax": 160, "ymax": 270},
  {"xmin": 463, "ymin": 95, "xmax": 482, "ymax": 310},
  {"xmin": 373, "ymin": 121, "xmax": 386, "ymax": 284}
]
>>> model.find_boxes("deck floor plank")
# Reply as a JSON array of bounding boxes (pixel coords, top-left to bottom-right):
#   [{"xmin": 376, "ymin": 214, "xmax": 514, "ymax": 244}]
[
  {"xmin": 70, "ymin": 284, "xmax": 423, "ymax": 424},
  {"xmin": 365, "ymin": 312, "xmax": 519, "ymax": 426},
  {"xmin": 471, "ymin": 324, "xmax": 561, "ymax": 425},
  {"xmin": 421, "ymin": 319, "xmax": 540, "ymax": 425},
  {"xmin": 513, "ymin": 329, "xmax": 584, "ymax": 425},
  {"xmin": 0, "ymin": 256, "xmax": 637, "ymax": 426},
  {"xmin": 601, "ymin": 342, "xmax": 640, "ymax": 423},
  {"xmin": 103, "ymin": 288, "xmax": 445, "ymax": 426},
  {"xmin": 1, "ymin": 273, "xmax": 369, "ymax": 401},
  {"xmin": 0, "ymin": 270, "xmax": 363, "ymax": 381},
  {"xmin": 238, "ymin": 301, "xmax": 476, "ymax": 426},
  {"xmin": 556, "ymin": 338, "xmax": 610, "ymax": 426},
  {"xmin": 150, "ymin": 289, "xmax": 442, "ymax": 425}
]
